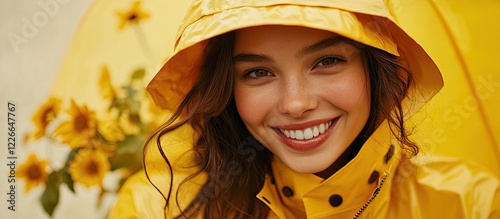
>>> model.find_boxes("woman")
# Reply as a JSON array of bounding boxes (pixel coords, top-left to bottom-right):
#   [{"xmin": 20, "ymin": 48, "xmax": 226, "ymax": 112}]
[{"xmin": 109, "ymin": 0, "xmax": 500, "ymax": 218}]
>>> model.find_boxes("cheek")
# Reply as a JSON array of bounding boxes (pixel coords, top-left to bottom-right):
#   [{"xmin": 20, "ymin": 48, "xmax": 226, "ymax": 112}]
[
  {"xmin": 323, "ymin": 71, "xmax": 370, "ymax": 111},
  {"xmin": 350, "ymin": 75, "xmax": 370, "ymax": 106},
  {"xmin": 348, "ymin": 73, "xmax": 370, "ymax": 116},
  {"xmin": 234, "ymin": 86, "xmax": 272, "ymax": 127}
]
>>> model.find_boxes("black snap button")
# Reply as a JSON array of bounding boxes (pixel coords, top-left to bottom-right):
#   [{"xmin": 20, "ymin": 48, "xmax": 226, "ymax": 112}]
[
  {"xmin": 368, "ymin": 170, "xmax": 380, "ymax": 184},
  {"xmin": 282, "ymin": 186, "xmax": 294, "ymax": 197},
  {"xmin": 329, "ymin": 194, "xmax": 343, "ymax": 207},
  {"xmin": 384, "ymin": 144, "xmax": 395, "ymax": 163}
]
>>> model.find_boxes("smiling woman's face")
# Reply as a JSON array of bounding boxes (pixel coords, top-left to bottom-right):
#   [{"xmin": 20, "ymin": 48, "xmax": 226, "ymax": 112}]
[{"xmin": 233, "ymin": 25, "xmax": 371, "ymax": 174}]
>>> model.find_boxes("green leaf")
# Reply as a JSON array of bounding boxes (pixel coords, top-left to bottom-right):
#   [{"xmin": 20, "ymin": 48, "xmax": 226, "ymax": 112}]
[
  {"xmin": 61, "ymin": 172, "xmax": 75, "ymax": 193},
  {"xmin": 40, "ymin": 172, "xmax": 60, "ymax": 216},
  {"xmin": 118, "ymin": 135, "xmax": 145, "ymax": 153},
  {"xmin": 109, "ymin": 151, "xmax": 143, "ymax": 172},
  {"xmin": 58, "ymin": 148, "xmax": 78, "ymax": 193},
  {"xmin": 130, "ymin": 68, "xmax": 146, "ymax": 82},
  {"xmin": 122, "ymin": 85, "xmax": 138, "ymax": 98},
  {"xmin": 64, "ymin": 148, "xmax": 80, "ymax": 168},
  {"xmin": 109, "ymin": 135, "xmax": 144, "ymax": 171}
]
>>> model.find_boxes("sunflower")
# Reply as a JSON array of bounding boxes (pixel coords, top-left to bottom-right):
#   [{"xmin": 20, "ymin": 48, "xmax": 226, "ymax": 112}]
[
  {"xmin": 30, "ymin": 97, "xmax": 61, "ymax": 140},
  {"xmin": 68, "ymin": 149, "xmax": 110, "ymax": 187},
  {"xmin": 119, "ymin": 111, "xmax": 142, "ymax": 135},
  {"xmin": 17, "ymin": 154, "xmax": 49, "ymax": 193},
  {"xmin": 98, "ymin": 119, "xmax": 125, "ymax": 142},
  {"xmin": 98, "ymin": 66, "xmax": 116, "ymax": 101},
  {"xmin": 116, "ymin": 1, "xmax": 150, "ymax": 30},
  {"xmin": 53, "ymin": 100, "xmax": 97, "ymax": 148},
  {"xmin": 90, "ymin": 138, "xmax": 116, "ymax": 157}
]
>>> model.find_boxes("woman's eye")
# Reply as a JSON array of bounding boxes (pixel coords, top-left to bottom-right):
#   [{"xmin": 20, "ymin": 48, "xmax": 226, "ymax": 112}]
[
  {"xmin": 314, "ymin": 57, "xmax": 344, "ymax": 68},
  {"xmin": 244, "ymin": 69, "xmax": 273, "ymax": 78}
]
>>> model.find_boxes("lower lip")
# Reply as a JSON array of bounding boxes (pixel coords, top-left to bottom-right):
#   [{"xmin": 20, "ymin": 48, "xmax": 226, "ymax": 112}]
[{"xmin": 275, "ymin": 118, "xmax": 338, "ymax": 152}]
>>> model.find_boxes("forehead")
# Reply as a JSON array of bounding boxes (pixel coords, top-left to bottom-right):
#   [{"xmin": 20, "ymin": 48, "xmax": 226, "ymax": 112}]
[{"xmin": 234, "ymin": 25, "xmax": 342, "ymax": 52}]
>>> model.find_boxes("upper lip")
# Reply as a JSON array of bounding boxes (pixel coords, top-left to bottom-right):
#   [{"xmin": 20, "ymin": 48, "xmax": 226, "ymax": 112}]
[{"xmin": 274, "ymin": 118, "xmax": 336, "ymax": 130}]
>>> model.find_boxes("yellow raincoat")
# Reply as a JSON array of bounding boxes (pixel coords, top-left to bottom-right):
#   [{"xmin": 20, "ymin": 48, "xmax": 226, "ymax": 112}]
[{"xmin": 109, "ymin": 0, "xmax": 500, "ymax": 218}]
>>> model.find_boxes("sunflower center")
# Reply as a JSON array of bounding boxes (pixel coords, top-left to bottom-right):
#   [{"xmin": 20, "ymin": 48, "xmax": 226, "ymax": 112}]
[
  {"xmin": 74, "ymin": 114, "xmax": 89, "ymax": 131},
  {"xmin": 85, "ymin": 160, "xmax": 100, "ymax": 175},
  {"xmin": 27, "ymin": 165, "xmax": 43, "ymax": 180},
  {"xmin": 128, "ymin": 13, "xmax": 137, "ymax": 21},
  {"xmin": 129, "ymin": 114, "xmax": 140, "ymax": 123}
]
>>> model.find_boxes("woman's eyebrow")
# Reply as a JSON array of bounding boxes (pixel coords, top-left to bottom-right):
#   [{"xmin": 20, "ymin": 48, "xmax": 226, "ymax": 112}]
[
  {"xmin": 233, "ymin": 53, "xmax": 275, "ymax": 63},
  {"xmin": 233, "ymin": 37, "xmax": 350, "ymax": 63},
  {"xmin": 296, "ymin": 37, "xmax": 349, "ymax": 59}
]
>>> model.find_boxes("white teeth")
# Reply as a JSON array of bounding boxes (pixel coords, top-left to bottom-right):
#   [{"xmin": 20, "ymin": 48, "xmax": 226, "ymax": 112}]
[
  {"xmin": 295, "ymin": 130, "xmax": 304, "ymax": 140},
  {"xmin": 303, "ymin": 128, "xmax": 313, "ymax": 140},
  {"xmin": 313, "ymin": 126, "xmax": 319, "ymax": 137},
  {"xmin": 319, "ymin": 123, "xmax": 325, "ymax": 133},
  {"xmin": 279, "ymin": 121, "xmax": 334, "ymax": 141}
]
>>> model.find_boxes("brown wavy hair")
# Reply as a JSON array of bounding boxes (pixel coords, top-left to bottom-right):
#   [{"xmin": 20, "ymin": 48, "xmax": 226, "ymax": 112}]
[{"xmin": 144, "ymin": 30, "xmax": 416, "ymax": 218}]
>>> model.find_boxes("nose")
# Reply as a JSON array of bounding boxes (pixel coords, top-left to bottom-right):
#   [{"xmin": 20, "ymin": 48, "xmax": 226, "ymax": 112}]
[{"xmin": 278, "ymin": 76, "xmax": 318, "ymax": 118}]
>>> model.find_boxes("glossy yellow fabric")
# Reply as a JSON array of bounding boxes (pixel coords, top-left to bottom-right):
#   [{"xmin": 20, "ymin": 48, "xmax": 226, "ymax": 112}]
[
  {"xmin": 108, "ymin": 0, "xmax": 500, "ymax": 218},
  {"xmin": 390, "ymin": 0, "xmax": 500, "ymax": 176}
]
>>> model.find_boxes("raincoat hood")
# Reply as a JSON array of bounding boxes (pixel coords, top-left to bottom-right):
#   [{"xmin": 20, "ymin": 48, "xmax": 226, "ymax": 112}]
[{"xmin": 147, "ymin": 0, "xmax": 443, "ymax": 113}]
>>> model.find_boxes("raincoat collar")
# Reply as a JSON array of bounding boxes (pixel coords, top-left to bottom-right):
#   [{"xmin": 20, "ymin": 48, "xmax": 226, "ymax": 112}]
[{"xmin": 257, "ymin": 121, "xmax": 401, "ymax": 218}]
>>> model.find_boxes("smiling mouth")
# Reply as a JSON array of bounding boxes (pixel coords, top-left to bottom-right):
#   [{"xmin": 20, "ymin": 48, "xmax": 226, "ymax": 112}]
[{"xmin": 279, "ymin": 119, "xmax": 337, "ymax": 140}]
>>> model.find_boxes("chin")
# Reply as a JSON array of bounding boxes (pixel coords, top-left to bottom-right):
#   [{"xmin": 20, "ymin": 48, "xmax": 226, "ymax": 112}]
[{"xmin": 281, "ymin": 156, "xmax": 335, "ymax": 174}]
